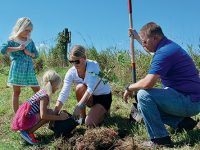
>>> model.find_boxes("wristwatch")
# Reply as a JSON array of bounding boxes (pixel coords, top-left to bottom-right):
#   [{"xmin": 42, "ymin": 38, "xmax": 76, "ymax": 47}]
[
  {"xmin": 77, "ymin": 102, "xmax": 86, "ymax": 109},
  {"xmin": 126, "ymin": 84, "xmax": 131, "ymax": 92}
]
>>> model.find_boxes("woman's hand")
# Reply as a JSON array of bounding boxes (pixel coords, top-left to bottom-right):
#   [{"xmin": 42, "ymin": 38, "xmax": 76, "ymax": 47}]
[
  {"xmin": 73, "ymin": 105, "xmax": 81, "ymax": 119},
  {"xmin": 73, "ymin": 102, "xmax": 85, "ymax": 119},
  {"xmin": 54, "ymin": 101, "xmax": 63, "ymax": 115},
  {"xmin": 59, "ymin": 111, "xmax": 70, "ymax": 120}
]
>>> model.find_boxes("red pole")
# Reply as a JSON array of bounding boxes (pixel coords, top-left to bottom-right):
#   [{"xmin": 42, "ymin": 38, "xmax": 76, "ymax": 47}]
[
  {"xmin": 128, "ymin": 0, "xmax": 143, "ymax": 122},
  {"xmin": 128, "ymin": 0, "xmax": 136, "ymax": 84}
]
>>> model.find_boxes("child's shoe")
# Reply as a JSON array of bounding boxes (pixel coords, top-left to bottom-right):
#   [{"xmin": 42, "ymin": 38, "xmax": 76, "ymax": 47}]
[
  {"xmin": 20, "ymin": 131, "xmax": 39, "ymax": 145},
  {"xmin": 29, "ymin": 133, "xmax": 40, "ymax": 143}
]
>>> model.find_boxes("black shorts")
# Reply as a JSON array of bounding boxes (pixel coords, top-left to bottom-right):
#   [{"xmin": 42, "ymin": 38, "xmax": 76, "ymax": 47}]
[{"xmin": 92, "ymin": 93, "xmax": 112, "ymax": 111}]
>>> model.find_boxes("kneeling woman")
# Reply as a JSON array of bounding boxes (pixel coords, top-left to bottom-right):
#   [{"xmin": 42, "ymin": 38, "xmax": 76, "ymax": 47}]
[{"xmin": 54, "ymin": 45, "xmax": 112, "ymax": 126}]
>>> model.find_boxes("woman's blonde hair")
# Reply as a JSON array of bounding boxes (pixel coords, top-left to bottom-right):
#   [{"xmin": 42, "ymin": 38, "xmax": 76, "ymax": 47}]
[
  {"xmin": 42, "ymin": 70, "xmax": 62, "ymax": 96},
  {"xmin": 69, "ymin": 45, "xmax": 86, "ymax": 60},
  {"xmin": 9, "ymin": 17, "xmax": 33, "ymax": 40}
]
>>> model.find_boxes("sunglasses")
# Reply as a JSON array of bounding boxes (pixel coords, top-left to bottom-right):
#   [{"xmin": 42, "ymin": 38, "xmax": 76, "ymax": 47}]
[{"xmin": 69, "ymin": 60, "xmax": 80, "ymax": 64}]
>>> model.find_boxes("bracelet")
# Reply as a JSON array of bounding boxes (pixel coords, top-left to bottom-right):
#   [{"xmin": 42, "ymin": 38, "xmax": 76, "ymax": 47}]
[
  {"xmin": 77, "ymin": 103, "xmax": 86, "ymax": 109},
  {"xmin": 126, "ymin": 84, "xmax": 132, "ymax": 92}
]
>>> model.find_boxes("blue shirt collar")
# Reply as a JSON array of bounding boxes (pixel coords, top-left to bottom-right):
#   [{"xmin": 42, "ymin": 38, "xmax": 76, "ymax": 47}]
[{"xmin": 156, "ymin": 36, "xmax": 170, "ymax": 51}]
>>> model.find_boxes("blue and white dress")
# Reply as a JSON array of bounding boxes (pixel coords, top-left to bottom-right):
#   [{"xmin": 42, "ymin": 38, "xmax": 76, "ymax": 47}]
[{"xmin": 0, "ymin": 39, "xmax": 39, "ymax": 87}]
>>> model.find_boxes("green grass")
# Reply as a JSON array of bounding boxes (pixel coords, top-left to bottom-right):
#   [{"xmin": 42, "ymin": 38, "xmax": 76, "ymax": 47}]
[{"xmin": 0, "ymin": 66, "xmax": 200, "ymax": 150}]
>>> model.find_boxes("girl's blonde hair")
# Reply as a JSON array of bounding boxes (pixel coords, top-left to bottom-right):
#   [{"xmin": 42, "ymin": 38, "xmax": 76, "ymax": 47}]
[
  {"xmin": 9, "ymin": 17, "xmax": 33, "ymax": 40},
  {"xmin": 42, "ymin": 70, "xmax": 62, "ymax": 96}
]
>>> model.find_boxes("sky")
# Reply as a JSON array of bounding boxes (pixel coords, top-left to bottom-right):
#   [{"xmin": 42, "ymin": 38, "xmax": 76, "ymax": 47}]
[{"xmin": 0, "ymin": 0, "xmax": 200, "ymax": 53}]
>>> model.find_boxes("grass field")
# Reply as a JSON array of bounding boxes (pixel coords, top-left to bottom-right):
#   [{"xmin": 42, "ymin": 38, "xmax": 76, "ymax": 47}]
[{"xmin": 0, "ymin": 66, "xmax": 200, "ymax": 150}]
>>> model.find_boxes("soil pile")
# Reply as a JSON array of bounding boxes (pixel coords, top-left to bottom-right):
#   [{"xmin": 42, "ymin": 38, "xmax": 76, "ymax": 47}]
[{"xmin": 57, "ymin": 127, "xmax": 141, "ymax": 150}]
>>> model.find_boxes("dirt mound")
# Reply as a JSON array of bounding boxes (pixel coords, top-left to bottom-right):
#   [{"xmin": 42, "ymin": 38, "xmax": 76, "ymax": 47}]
[{"xmin": 57, "ymin": 127, "xmax": 141, "ymax": 150}]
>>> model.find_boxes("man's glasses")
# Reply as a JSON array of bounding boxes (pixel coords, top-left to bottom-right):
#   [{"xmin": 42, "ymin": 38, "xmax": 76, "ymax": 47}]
[{"xmin": 69, "ymin": 60, "xmax": 80, "ymax": 65}]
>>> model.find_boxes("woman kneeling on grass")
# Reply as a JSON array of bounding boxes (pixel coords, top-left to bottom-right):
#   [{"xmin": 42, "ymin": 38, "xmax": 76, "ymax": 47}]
[
  {"xmin": 11, "ymin": 70, "xmax": 69, "ymax": 145},
  {"xmin": 54, "ymin": 45, "xmax": 112, "ymax": 127}
]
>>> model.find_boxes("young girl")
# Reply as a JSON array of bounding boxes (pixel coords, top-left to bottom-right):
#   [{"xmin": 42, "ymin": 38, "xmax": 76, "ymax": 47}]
[
  {"xmin": 11, "ymin": 70, "xmax": 69, "ymax": 145},
  {"xmin": 0, "ymin": 17, "xmax": 40, "ymax": 112}
]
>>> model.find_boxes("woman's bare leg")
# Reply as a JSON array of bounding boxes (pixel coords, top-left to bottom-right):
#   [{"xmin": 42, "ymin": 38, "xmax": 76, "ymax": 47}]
[{"xmin": 85, "ymin": 104, "xmax": 107, "ymax": 127}]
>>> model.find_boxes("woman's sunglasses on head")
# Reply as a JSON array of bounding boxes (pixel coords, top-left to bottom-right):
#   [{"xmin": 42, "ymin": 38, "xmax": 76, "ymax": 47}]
[{"xmin": 69, "ymin": 60, "xmax": 80, "ymax": 65}]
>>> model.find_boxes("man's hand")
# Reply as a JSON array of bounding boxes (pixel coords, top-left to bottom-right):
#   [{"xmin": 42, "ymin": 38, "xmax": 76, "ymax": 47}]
[
  {"xmin": 128, "ymin": 28, "xmax": 138, "ymax": 38},
  {"xmin": 128, "ymin": 29, "xmax": 142, "ymax": 45},
  {"xmin": 123, "ymin": 90, "xmax": 133, "ymax": 103}
]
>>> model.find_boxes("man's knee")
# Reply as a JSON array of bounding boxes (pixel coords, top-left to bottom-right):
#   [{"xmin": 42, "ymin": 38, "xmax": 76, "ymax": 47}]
[
  {"xmin": 137, "ymin": 89, "xmax": 149, "ymax": 102},
  {"xmin": 137, "ymin": 89, "xmax": 156, "ymax": 107}
]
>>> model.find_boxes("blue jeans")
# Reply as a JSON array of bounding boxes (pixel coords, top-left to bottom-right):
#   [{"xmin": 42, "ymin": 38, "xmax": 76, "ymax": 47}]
[{"xmin": 137, "ymin": 87, "xmax": 200, "ymax": 139}]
